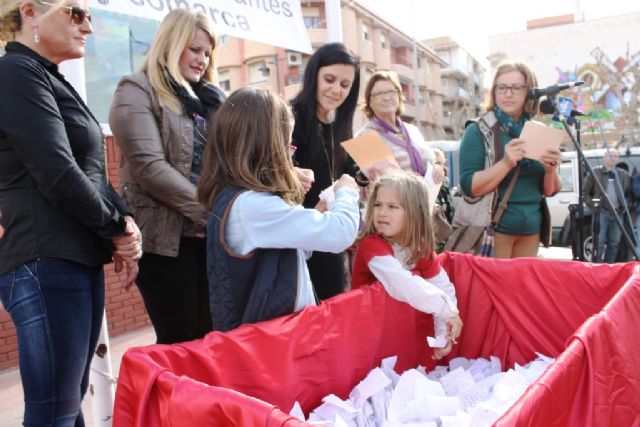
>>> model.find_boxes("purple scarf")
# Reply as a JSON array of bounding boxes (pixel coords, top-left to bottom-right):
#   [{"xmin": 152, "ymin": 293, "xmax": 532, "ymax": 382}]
[{"xmin": 372, "ymin": 117, "xmax": 426, "ymax": 176}]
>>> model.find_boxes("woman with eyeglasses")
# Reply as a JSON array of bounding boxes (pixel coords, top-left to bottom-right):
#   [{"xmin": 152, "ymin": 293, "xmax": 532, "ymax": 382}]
[
  {"xmin": 458, "ymin": 60, "xmax": 562, "ymax": 258},
  {"xmin": 109, "ymin": 9, "xmax": 225, "ymax": 344},
  {"xmin": 290, "ymin": 42, "xmax": 362, "ymax": 300},
  {"xmin": 358, "ymin": 70, "xmax": 445, "ymax": 184},
  {"xmin": 0, "ymin": 1, "xmax": 142, "ymax": 425}
]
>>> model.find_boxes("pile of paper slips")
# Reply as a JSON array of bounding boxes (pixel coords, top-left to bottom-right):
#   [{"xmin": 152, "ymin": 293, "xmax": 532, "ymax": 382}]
[{"xmin": 290, "ymin": 353, "xmax": 554, "ymax": 426}]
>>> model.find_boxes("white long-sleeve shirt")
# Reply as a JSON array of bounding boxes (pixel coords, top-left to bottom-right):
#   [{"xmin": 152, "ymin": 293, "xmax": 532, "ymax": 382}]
[
  {"xmin": 353, "ymin": 235, "xmax": 459, "ymax": 336},
  {"xmin": 225, "ymin": 187, "xmax": 360, "ymax": 311}
]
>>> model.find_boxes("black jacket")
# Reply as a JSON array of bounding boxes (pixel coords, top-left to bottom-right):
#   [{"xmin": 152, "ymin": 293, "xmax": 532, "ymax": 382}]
[
  {"xmin": 582, "ymin": 165, "xmax": 632, "ymax": 212},
  {"xmin": 0, "ymin": 42, "xmax": 129, "ymax": 274}
]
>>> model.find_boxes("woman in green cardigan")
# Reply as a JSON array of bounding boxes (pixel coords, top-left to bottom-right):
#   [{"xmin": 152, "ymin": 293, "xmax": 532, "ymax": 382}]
[{"xmin": 458, "ymin": 61, "xmax": 562, "ymax": 258}]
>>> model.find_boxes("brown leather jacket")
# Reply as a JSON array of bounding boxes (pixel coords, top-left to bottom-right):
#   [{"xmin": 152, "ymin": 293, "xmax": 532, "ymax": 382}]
[{"xmin": 109, "ymin": 73, "xmax": 207, "ymax": 257}]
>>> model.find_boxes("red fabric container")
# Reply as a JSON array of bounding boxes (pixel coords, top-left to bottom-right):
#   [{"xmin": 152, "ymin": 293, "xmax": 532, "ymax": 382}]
[{"xmin": 113, "ymin": 253, "xmax": 640, "ymax": 426}]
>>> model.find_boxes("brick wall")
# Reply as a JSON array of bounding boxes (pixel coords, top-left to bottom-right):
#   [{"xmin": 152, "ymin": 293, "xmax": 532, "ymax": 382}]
[{"xmin": 0, "ymin": 136, "xmax": 150, "ymax": 371}]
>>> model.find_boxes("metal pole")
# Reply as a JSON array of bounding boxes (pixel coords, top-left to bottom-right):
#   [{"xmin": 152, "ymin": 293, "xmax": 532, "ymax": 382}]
[
  {"xmin": 325, "ymin": 0, "xmax": 343, "ymax": 43},
  {"xmin": 411, "ymin": 0, "xmax": 421, "ymax": 128},
  {"xmin": 274, "ymin": 53, "xmax": 282, "ymax": 96}
]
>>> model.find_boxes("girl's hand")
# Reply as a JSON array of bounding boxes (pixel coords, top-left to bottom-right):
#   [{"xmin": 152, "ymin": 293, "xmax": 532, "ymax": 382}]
[
  {"xmin": 503, "ymin": 138, "xmax": 525, "ymax": 168},
  {"xmin": 540, "ymin": 148, "xmax": 562, "ymax": 172},
  {"xmin": 334, "ymin": 174, "xmax": 358, "ymax": 192},
  {"xmin": 314, "ymin": 199, "xmax": 328, "ymax": 213},
  {"xmin": 446, "ymin": 315, "xmax": 463, "ymax": 342},
  {"xmin": 295, "ymin": 167, "xmax": 315, "ymax": 193},
  {"xmin": 433, "ymin": 341, "xmax": 453, "ymax": 360},
  {"xmin": 363, "ymin": 159, "xmax": 400, "ymax": 181}
]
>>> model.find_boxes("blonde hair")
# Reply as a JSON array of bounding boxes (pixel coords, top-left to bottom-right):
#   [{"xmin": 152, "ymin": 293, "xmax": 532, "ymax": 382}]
[
  {"xmin": 141, "ymin": 8, "xmax": 217, "ymax": 113},
  {"xmin": 485, "ymin": 60, "xmax": 540, "ymax": 116},
  {"xmin": 0, "ymin": 0, "xmax": 55, "ymax": 44},
  {"xmin": 361, "ymin": 70, "xmax": 405, "ymax": 120},
  {"xmin": 360, "ymin": 173, "xmax": 435, "ymax": 264},
  {"xmin": 197, "ymin": 88, "xmax": 303, "ymax": 209}
]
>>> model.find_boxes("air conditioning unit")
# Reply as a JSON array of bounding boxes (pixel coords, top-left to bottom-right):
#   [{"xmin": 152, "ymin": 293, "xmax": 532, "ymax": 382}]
[{"xmin": 287, "ymin": 52, "xmax": 303, "ymax": 66}]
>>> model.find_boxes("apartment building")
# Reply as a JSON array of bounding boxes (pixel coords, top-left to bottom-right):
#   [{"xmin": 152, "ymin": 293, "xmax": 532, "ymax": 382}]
[
  {"xmin": 424, "ymin": 36, "xmax": 486, "ymax": 140},
  {"xmin": 217, "ymin": 0, "xmax": 448, "ymax": 139}
]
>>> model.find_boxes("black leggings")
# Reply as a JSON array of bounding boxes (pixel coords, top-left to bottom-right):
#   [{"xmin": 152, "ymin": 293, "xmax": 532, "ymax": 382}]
[
  {"xmin": 136, "ymin": 237, "xmax": 212, "ymax": 344},
  {"xmin": 307, "ymin": 251, "xmax": 345, "ymax": 301}
]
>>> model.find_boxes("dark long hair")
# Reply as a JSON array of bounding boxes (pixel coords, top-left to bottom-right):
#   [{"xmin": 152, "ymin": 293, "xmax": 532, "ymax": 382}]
[
  {"xmin": 291, "ymin": 43, "xmax": 360, "ymax": 167},
  {"xmin": 197, "ymin": 88, "xmax": 302, "ymax": 210}
]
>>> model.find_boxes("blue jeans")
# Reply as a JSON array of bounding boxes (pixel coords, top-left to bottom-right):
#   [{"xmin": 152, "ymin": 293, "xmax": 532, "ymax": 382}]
[
  {"xmin": 0, "ymin": 259, "xmax": 104, "ymax": 427},
  {"xmin": 595, "ymin": 210, "xmax": 622, "ymax": 263}
]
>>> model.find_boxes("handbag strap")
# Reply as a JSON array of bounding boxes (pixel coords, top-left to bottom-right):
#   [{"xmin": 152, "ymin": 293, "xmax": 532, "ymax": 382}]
[{"xmin": 491, "ymin": 166, "xmax": 521, "ymax": 226}]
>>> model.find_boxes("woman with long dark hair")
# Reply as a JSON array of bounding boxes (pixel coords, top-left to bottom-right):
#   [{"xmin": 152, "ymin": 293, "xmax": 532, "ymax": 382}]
[{"xmin": 290, "ymin": 42, "xmax": 361, "ymax": 300}]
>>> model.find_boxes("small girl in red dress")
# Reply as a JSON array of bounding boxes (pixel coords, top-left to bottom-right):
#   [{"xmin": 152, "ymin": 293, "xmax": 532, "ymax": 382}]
[{"xmin": 352, "ymin": 173, "xmax": 463, "ymax": 359}]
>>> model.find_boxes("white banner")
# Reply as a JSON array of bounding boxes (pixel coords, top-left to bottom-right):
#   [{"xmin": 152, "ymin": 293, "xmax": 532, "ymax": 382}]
[{"xmin": 88, "ymin": 0, "xmax": 312, "ymax": 54}]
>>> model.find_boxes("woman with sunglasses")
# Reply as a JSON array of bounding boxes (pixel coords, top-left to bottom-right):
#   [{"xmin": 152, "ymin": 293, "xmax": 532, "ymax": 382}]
[
  {"xmin": 458, "ymin": 60, "xmax": 562, "ymax": 258},
  {"xmin": 0, "ymin": 1, "xmax": 142, "ymax": 425},
  {"xmin": 110, "ymin": 9, "xmax": 225, "ymax": 344}
]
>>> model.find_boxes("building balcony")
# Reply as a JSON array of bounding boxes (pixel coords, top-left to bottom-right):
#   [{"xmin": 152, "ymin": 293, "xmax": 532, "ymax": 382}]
[
  {"xmin": 441, "ymin": 63, "xmax": 470, "ymax": 80},
  {"xmin": 307, "ymin": 28, "xmax": 328, "ymax": 45},
  {"xmin": 391, "ymin": 62, "xmax": 414, "ymax": 81},
  {"xmin": 403, "ymin": 103, "xmax": 416, "ymax": 119}
]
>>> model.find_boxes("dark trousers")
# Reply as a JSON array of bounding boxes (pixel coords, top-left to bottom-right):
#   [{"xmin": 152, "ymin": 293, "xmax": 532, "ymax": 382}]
[
  {"xmin": 307, "ymin": 251, "xmax": 345, "ymax": 301},
  {"xmin": 0, "ymin": 259, "xmax": 104, "ymax": 427},
  {"xmin": 136, "ymin": 237, "xmax": 212, "ymax": 344}
]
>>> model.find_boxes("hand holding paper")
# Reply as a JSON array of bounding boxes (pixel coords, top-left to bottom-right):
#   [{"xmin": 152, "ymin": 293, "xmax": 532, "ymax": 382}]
[
  {"xmin": 519, "ymin": 121, "xmax": 564, "ymax": 162},
  {"xmin": 340, "ymin": 131, "xmax": 400, "ymax": 173}
]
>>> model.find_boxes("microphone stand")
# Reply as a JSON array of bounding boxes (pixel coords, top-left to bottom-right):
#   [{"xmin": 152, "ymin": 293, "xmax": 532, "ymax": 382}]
[
  {"xmin": 559, "ymin": 117, "xmax": 639, "ymax": 261},
  {"xmin": 568, "ymin": 117, "xmax": 585, "ymax": 260}
]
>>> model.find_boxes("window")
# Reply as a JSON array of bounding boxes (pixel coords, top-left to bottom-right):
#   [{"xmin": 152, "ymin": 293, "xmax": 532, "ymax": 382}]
[
  {"xmin": 302, "ymin": 7, "xmax": 321, "ymax": 29},
  {"xmin": 84, "ymin": 10, "xmax": 158, "ymax": 123},
  {"xmin": 303, "ymin": 16, "xmax": 321, "ymax": 28},
  {"xmin": 248, "ymin": 62, "xmax": 267, "ymax": 84},
  {"xmin": 218, "ymin": 70, "xmax": 231, "ymax": 92},
  {"xmin": 380, "ymin": 34, "xmax": 387, "ymax": 49},
  {"xmin": 362, "ymin": 24, "xmax": 369, "ymax": 41}
]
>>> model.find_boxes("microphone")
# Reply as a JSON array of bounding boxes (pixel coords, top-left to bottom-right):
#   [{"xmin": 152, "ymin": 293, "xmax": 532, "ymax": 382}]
[
  {"xmin": 539, "ymin": 98, "xmax": 588, "ymax": 118},
  {"xmin": 528, "ymin": 81, "xmax": 584, "ymax": 100}
]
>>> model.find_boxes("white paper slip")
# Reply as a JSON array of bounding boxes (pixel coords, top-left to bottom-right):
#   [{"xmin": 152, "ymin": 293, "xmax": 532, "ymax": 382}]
[
  {"xmin": 427, "ymin": 335, "xmax": 447, "ymax": 348},
  {"xmin": 519, "ymin": 120, "xmax": 564, "ymax": 161}
]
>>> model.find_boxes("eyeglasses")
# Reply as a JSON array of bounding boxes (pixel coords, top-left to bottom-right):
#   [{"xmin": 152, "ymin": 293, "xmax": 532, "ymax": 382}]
[
  {"xmin": 495, "ymin": 84, "xmax": 527, "ymax": 95},
  {"xmin": 40, "ymin": 1, "xmax": 92, "ymax": 26},
  {"xmin": 371, "ymin": 89, "xmax": 398, "ymax": 99}
]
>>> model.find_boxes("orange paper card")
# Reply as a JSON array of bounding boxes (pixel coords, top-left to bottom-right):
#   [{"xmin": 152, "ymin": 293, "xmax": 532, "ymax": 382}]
[{"xmin": 340, "ymin": 131, "xmax": 399, "ymax": 170}]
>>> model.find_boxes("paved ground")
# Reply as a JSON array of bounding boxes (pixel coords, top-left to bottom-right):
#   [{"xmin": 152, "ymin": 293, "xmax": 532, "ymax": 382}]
[
  {"xmin": 0, "ymin": 327, "xmax": 156, "ymax": 427},
  {"xmin": 0, "ymin": 246, "xmax": 575, "ymax": 426}
]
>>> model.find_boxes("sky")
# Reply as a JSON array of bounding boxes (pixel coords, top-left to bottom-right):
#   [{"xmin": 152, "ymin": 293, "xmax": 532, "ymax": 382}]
[{"xmin": 364, "ymin": 0, "xmax": 639, "ymax": 70}]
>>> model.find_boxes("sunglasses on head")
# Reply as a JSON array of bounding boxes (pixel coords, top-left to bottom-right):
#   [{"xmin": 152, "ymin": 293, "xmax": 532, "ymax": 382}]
[{"xmin": 40, "ymin": 1, "xmax": 92, "ymax": 26}]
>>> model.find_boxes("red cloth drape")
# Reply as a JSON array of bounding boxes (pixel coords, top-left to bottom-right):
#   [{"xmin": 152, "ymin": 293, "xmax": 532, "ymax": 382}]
[{"xmin": 114, "ymin": 253, "xmax": 640, "ymax": 427}]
